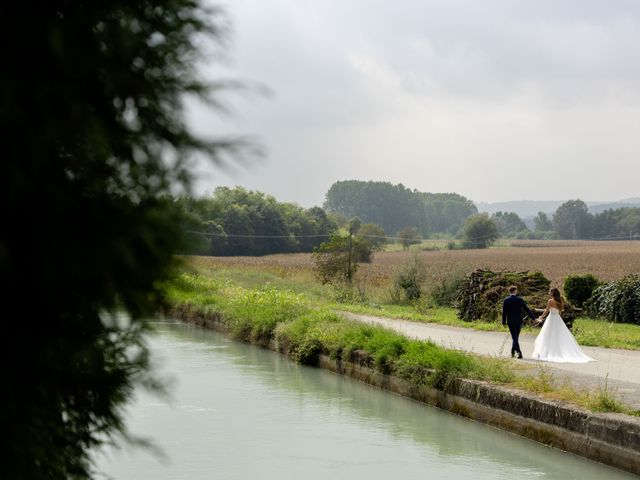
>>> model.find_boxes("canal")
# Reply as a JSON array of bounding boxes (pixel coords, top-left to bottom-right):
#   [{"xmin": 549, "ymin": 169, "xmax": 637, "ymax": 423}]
[{"xmin": 95, "ymin": 321, "xmax": 636, "ymax": 479}]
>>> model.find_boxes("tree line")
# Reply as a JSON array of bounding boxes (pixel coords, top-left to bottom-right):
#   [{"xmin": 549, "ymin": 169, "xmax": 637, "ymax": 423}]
[
  {"xmin": 178, "ymin": 189, "xmax": 640, "ymax": 258},
  {"xmin": 176, "ymin": 187, "xmax": 339, "ymax": 256},
  {"xmin": 487, "ymin": 199, "xmax": 640, "ymax": 240},
  {"xmin": 323, "ymin": 180, "xmax": 477, "ymax": 237},
  {"xmin": 551, "ymin": 200, "xmax": 640, "ymax": 240}
]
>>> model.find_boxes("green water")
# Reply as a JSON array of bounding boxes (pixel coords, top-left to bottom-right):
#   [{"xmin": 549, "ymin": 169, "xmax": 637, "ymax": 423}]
[{"xmin": 95, "ymin": 322, "xmax": 636, "ymax": 480}]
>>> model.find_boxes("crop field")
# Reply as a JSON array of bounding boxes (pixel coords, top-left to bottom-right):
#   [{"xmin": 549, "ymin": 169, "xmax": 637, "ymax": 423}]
[{"xmin": 186, "ymin": 240, "xmax": 640, "ymax": 289}]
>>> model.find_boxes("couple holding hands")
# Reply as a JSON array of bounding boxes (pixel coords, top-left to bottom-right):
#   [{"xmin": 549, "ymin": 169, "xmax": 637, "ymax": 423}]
[{"xmin": 502, "ymin": 285, "xmax": 593, "ymax": 363}]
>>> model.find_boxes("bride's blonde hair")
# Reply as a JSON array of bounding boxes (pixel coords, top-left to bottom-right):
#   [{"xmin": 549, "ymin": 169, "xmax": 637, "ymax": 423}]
[{"xmin": 550, "ymin": 288, "xmax": 563, "ymax": 310}]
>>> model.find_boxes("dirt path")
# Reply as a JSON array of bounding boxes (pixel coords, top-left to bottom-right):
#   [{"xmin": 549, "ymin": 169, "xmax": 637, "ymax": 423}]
[{"xmin": 340, "ymin": 311, "xmax": 640, "ymax": 410}]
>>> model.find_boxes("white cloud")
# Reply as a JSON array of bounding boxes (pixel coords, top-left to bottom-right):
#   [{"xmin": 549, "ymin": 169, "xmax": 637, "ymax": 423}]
[{"xmin": 189, "ymin": 0, "xmax": 640, "ymax": 206}]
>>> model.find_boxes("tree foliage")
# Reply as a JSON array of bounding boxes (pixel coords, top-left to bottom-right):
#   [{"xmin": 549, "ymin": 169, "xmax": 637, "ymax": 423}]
[
  {"xmin": 461, "ymin": 214, "xmax": 499, "ymax": 249},
  {"xmin": 175, "ymin": 187, "xmax": 338, "ymax": 255},
  {"xmin": 587, "ymin": 275, "xmax": 640, "ymax": 324},
  {"xmin": 533, "ymin": 211, "xmax": 554, "ymax": 232},
  {"xmin": 563, "ymin": 274, "xmax": 601, "ymax": 308},
  {"xmin": 533, "ymin": 204, "xmax": 640, "ymax": 240},
  {"xmin": 1, "ymin": 2, "xmax": 236, "ymax": 478},
  {"xmin": 312, "ymin": 221, "xmax": 372, "ymax": 285},
  {"xmin": 491, "ymin": 211, "xmax": 527, "ymax": 237},
  {"xmin": 323, "ymin": 180, "xmax": 477, "ymax": 237},
  {"xmin": 358, "ymin": 222, "xmax": 387, "ymax": 251},
  {"xmin": 591, "ymin": 207, "xmax": 640, "ymax": 240},
  {"xmin": 553, "ymin": 200, "xmax": 593, "ymax": 239}
]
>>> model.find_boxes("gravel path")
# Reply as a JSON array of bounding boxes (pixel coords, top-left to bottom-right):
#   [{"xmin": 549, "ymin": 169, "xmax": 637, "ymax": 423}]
[{"xmin": 340, "ymin": 311, "xmax": 640, "ymax": 410}]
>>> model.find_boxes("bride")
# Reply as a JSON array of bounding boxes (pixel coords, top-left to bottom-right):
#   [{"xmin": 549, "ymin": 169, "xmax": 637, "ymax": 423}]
[{"xmin": 532, "ymin": 288, "xmax": 594, "ymax": 363}]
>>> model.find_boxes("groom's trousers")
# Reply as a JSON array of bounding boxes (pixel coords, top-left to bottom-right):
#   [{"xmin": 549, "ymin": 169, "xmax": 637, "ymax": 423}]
[{"xmin": 507, "ymin": 321, "xmax": 522, "ymax": 354}]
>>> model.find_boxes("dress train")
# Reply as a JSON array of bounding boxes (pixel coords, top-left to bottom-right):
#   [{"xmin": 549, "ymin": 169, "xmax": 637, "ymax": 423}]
[{"xmin": 531, "ymin": 308, "xmax": 594, "ymax": 363}]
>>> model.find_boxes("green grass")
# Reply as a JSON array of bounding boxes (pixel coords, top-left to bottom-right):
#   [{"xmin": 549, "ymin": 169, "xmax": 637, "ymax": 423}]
[
  {"xmin": 196, "ymin": 267, "xmax": 332, "ymax": 302},
  {"xmin": 573, "ymin": 318, "xmax": 640, "ymax": 350},
  {"xmin": 584, "ymin": 386, "xmax": 631, "ymax": 414},
  {"xmin": 512, "ymin": 367, "xmax": 557, "ymax": 394}
]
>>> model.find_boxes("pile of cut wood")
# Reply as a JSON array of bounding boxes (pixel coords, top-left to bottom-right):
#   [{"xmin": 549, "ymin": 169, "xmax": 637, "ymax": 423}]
[{"xmin": 455, "ymin": 269, "xmax": 576, "ymax": 327}]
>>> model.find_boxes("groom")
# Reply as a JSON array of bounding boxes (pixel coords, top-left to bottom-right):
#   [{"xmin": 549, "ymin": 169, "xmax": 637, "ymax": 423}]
[{"xmin": 502, "ymin": 285, "xmax": 536, "ymax": 359}]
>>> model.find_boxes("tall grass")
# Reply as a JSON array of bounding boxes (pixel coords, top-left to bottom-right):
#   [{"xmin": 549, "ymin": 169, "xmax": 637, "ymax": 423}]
[
  {"xmin": 228, "ymin": 286, "xmax": 306, "ymax": 342},
  {"xmin": 572, "ymin": 318, "xmax": 640, "ymax": 350}
]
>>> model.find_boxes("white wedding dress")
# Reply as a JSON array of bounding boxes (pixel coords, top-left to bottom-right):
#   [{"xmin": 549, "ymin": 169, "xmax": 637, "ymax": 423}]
[{"xmin": 531, "ymin": 308, "xmax": 594, "ymax": 363}]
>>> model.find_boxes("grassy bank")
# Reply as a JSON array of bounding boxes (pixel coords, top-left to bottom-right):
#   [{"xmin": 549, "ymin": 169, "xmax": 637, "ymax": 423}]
[
  {"xmin": 164, "ymin": 272, "xmax": 638, "ymax": 416},
  {"xmin": 165, "ymin": 273, "xmax": 514, "ymax": 388}
]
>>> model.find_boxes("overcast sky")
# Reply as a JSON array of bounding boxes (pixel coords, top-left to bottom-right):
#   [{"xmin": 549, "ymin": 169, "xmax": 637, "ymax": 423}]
[{"xmin": 188, "ymin": 0, "xmax": 640, "ymax": 207}]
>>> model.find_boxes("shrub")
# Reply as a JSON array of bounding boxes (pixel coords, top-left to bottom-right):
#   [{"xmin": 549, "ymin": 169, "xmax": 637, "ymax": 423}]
[
  {"xmin": 312, "ymin": 232, "xmax": 372, "ymax": 285},
  {"xmin": 332, "ymin": 284, "xmax": 368, "ymax": 304},
  {"xmin": 391, "ymin": 254, "xmax": 427, "ymax": 303},
  {"xmin": 564, "ymin": 274, "xmax": 601, "ymax": 308},
  {"xmin": 586, "ymin": 274, "xmax": 640, "ymax": 324},
  {"xmin": 430, "ymin": 274, "xmax": 465, "ymax": 307},
  {"xmin": 446, "ymin": 241, "xmax": 459, "ymax": 250}
]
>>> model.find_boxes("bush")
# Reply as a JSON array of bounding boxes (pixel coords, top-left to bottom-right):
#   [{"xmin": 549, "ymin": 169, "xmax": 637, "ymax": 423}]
[
  {"xmin": 391, "ymin": 254, "xmax": 427, "ymax": 303},
  {"xmin": 332, "ymin": 284, "xmax": 368, "ymax": 304},
  {"xmin": 564, "ymin": 274, "xmax": 601, "ymax": 308},
  {"xmin": 430, "ymin": 274, "xmax": 465, "ymax": 307},
  {"xmin": 586, "ymin": 274, "xmax": 640, "ymax": 324}
]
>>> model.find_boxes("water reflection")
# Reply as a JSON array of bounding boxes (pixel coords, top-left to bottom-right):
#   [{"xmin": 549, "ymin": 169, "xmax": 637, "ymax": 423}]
[{"xmin": 96, "ymin": 321, "xmax": 636, "ymax": 480}]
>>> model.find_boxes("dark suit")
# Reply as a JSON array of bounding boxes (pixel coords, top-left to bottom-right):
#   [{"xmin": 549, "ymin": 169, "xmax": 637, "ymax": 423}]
[{"xmin": 502, "ymin": 294, "xmax": 535, "ymax": 355}]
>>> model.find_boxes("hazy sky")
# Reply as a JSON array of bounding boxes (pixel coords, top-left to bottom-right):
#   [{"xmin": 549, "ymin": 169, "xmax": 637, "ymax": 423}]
[{"xmin": 188, "ymin": 0, "xmax": 640, "ymax": 207}]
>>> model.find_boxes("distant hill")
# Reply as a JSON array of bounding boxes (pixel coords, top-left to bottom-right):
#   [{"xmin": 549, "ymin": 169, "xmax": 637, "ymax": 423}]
[
  {"xmin": 476, "ymin": 199, "xmax": 640, "ymax": 218},
  {"xmin": 588, "ymin": 201, "xmax": 640, "ymax": 214},
  {"xmin": 475, "ymin": 201, "xmax": 564, "ymax": 218}
]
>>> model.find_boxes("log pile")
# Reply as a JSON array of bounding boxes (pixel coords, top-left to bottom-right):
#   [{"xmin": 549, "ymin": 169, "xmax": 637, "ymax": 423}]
[{"xmin": 455, "ymin": 269, "xmax": 577, "ymax": 327}]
